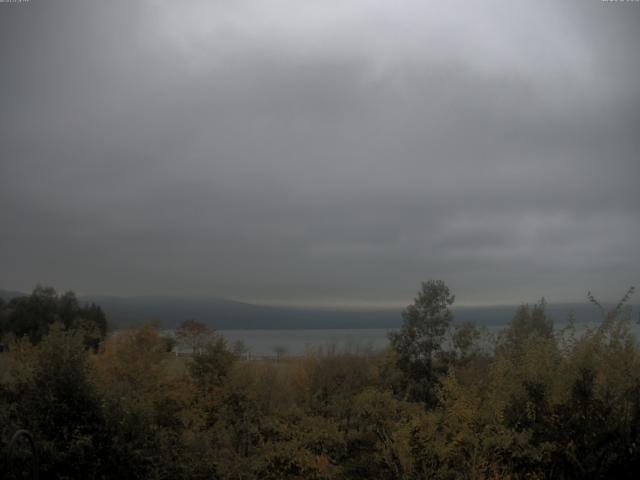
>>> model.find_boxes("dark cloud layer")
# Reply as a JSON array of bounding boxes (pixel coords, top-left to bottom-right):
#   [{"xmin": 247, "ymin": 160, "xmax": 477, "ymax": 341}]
[{"xmin": 1, "ymin": 0, "xmax": 639, "ymax": 306}]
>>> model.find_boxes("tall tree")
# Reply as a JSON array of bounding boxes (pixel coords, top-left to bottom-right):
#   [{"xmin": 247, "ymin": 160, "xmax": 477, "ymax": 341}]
[
  {"xmin": 175, "ymin": 319, "xmax": 214, "ymax": 355},
  {"xmin": 2, "ymin": 324, "xmax": 107, "ymax": 478},
  {"xmin": 500, "ymin": 298, "xmax": 553, "ymax": 355},
  {"xmin": 389, "ymin": 280, "xmax": 455, "ymax": 404},
  {"xmin": 189, "ymin": 335, "xmax": 236, "ymax": 389}
]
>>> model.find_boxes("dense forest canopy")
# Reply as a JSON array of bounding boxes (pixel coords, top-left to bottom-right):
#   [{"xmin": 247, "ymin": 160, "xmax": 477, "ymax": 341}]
[
  {"xmin": 1, "ymin": 282, "xmax": 639, "ymax": 479},
  {"xmin": 0, "ymin": 286, "xmax": 108, "ymax": 348}
]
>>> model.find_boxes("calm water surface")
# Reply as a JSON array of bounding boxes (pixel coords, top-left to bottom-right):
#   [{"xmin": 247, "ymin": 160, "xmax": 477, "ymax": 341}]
[
  {"xmin": 217, "ymin": 328, "xmax": 393, "ymax": 357},
  {"xmin": 165, "ymin": 321, "xmax": 639, "ymax": 358}
]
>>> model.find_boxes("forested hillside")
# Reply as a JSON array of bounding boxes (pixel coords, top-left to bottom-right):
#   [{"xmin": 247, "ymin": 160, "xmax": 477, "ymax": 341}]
[{"xmin": 1, "ymin": 282, "xmax": 639, "ymax": 479}]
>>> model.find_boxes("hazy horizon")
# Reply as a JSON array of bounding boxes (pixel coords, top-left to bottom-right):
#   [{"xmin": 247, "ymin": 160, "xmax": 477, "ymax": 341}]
[{"xmin": 2, "ymin": 285, "xmax": 636, "ymax": 314}]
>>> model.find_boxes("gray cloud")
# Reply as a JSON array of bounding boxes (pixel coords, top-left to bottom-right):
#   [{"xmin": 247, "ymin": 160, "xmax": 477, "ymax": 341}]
[{"xmin": 1, "ymin": 0, "xmax": 638, "ymax": 306}]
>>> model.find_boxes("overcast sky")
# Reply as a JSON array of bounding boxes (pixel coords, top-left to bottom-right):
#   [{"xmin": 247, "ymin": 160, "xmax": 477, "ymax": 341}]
[{"xmin": 1, "ymin": 0, "xmax": 638, "ymax": 307}]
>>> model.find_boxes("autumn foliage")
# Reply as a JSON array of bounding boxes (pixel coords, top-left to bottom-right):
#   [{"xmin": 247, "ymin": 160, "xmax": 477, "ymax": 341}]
[{"xmin": 1, "ymin": 283, "xmax": 639, "ymax": 479}]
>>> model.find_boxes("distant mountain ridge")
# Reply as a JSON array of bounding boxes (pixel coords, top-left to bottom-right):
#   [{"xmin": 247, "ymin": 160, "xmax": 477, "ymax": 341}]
[
  {"xmin": 82, "ymin": 295, "xmax": 399, "ymax": 330},
  {"xmin": 3, "ymin": 288, "xmax": 635, "ymax": 330},
  {"xmin": 0, "ymin": 289, "xmax": 27, "ymax": 301}
]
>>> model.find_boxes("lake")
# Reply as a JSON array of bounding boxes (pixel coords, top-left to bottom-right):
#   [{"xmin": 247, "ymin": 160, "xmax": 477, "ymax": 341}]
[
  {"xmin": 165, "ymin": 318, "xmax": 640, "ymax": 358},
  {"xmin": 215, "ymin": 328, "xmax": 393, "ymax": 357}
]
